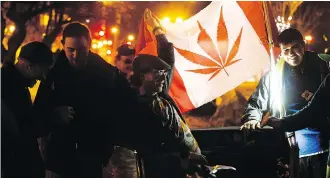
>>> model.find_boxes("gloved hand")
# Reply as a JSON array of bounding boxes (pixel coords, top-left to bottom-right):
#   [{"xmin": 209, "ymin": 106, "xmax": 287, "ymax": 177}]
[{"xmin": 267, "ymin": 117, "xmax": 283, "ymax": 129}]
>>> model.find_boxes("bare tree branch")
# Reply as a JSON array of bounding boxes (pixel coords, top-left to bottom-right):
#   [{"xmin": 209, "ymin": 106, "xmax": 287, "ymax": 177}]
[
  {"xmin": 291, "ymin": 4, "xmax": 324, "ymax": 36},
  {"xmin": 44, "ymin": 9, "xmax": 52, "ymax": 38},
  {"xmin": 24, "ymin": 3, "xmax": 59, "ymax": 21}
]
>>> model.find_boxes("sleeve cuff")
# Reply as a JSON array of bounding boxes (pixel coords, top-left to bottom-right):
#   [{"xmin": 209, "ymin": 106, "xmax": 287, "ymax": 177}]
[{"xmin": 156, "ymin": 34, "xmax": 168, "ymax": 43}]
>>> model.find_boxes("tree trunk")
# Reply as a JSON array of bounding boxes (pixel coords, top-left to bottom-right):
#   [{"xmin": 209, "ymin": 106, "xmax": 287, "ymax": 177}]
[
  {"xmin": 42, "ymin": 26, "xmax": 62, "ymax": 48},
  {"xmin": 6, "ymin": 22, "xmax": 26, "ymax": 64},
  {"xmin": 42, "ymin": 9, "xmax": 67, "ymax": 48},
  {"xmin": 1, "ymin": 12, "xmax": 7, "ymax": 62}
]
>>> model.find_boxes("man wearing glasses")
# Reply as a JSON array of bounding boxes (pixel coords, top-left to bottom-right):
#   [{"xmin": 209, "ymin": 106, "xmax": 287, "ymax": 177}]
[{"xmin": 122, "ymin": 9, "xmax": 202, "ymax": 178}]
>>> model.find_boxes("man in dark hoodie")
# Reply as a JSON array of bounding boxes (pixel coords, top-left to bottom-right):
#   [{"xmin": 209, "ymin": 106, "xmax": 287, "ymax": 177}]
[
  {"xmin": 1, "ymin": 41, "xmax": 54, "ymax": 178},
  {"xmin": 34, "ymin": 22, "xmax": 130, "ymax": 178}
]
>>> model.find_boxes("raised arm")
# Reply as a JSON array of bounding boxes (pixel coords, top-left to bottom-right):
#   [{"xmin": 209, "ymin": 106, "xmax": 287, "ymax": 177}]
[{"xmin": 144, "ymin": 8, "xmax": 175, "ymax": 93}]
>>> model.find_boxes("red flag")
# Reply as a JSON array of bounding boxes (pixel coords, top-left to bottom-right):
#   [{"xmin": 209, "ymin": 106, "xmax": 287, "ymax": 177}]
[{"xmin": 135, "ymin": 15, "xmax": 157, "ymax": 56}]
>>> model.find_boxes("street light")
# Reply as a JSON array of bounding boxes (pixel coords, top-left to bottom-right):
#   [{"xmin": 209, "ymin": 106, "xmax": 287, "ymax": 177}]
[
  {"xmin": 175, "ymin": 17, "xmax": 183, "ymax": 23},
  {"xmin": 9, "ymin": 25, "xmax": 15, "ymax": 32},
  {"xmin": 162, "ymin": 17, "xmax": 171, "ymax": 24},
  {"xmin": 305, "ymin": 35, "xmax": 313, "ymax": 43},
  {"xmin": 128, "ymin": 35, "xmax": 134, "ymax": 41},
  {"xmin": 97, "ymin": 41, "xmax": 103, "ymax": 48},
  {"xmin": 92, "ymin": 44, "xmax": 97, "ymax": 49},
  {"xmin": 99, "ymin": 30, "xmax": 105, "ymax": 36},
  {"xmin": 106, "ymin": 50, "xmax": 111, "ymax": 55},
  {"xmin": 111, "ymin": 27, "xmax": 118, "ymax": 34}
]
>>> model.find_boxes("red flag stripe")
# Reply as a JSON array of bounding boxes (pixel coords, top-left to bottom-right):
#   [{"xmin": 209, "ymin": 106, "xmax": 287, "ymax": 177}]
[
  {"xmin": 237, "ymin": 1, "xmax": 280, "ymax": 57},
  {"xmin": 169, "ymin": 68, "xmax": 195, "ymax": 113}
]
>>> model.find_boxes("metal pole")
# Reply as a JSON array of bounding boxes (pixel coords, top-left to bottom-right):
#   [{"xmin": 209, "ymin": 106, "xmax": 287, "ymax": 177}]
[{"xmin": 262, "ymin": 2, "xmax": 299, "ymax": 178}]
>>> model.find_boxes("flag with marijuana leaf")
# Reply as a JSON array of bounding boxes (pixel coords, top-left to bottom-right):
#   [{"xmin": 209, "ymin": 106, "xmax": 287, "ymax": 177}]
[{"xmin": 136, "ymin": 1, "xmax": 278, "ymax": 113}]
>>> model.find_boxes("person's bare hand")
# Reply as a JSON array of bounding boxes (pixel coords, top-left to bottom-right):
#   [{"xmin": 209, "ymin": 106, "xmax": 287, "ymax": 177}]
[
  {"xmin": 144, "ymin": 8, "xmax": 160, "ymax": 29},
  {"xmin": 240, "ymin": 120, "xmax": 261, "ymax": 130}
]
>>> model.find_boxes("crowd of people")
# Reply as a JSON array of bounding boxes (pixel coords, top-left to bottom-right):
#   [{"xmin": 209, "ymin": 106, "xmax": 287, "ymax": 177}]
[{"xmin": 1, "ymin": 8, "xmax": 329, "ymax": 178}]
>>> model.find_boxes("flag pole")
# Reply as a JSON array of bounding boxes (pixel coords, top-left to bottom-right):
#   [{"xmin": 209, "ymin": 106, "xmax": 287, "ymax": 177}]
[
  {"xmin": 262, "ymin": 2, "xmax": 299, "ymax": 178},
  {"xmin": 262, "ymin": 1, "xmax": 274, "ymax": 49}
]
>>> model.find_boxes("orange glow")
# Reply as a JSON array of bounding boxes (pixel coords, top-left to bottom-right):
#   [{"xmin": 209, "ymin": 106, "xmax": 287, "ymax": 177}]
[
  {"xmin": 305, "ymin": 35, "xmax": 312, "ymax": 41},
  {"xmin": 128, "ymin": 35, "xmax": 134, "ymax": 41},
  {"xmin": 111, "ymin": 27, "xmax": 118, "ymax": 34},
  {"xmin": 99, "ymin": 31, "xmax": 105, "ymax": 36}
]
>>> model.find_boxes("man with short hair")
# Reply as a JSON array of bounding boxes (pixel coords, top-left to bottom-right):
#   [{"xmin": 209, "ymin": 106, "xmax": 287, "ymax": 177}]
[
  {"xmin": 35, "ymin": 22, "xmax": 128, "ymax": 178},
  {"xmin": 108, "ymin": 44, "xmax": 137, "ymax": 178},
  {"xmin": 115, "ymin": 44, "xmax": 135, "ymax": 79},
  {"xmin": 241, "ymin": 28, "xmax": 329, "ymax": 178},
  {"xmin": 1, "ymin": 41, "xmax": 54, "ymax": 178}
]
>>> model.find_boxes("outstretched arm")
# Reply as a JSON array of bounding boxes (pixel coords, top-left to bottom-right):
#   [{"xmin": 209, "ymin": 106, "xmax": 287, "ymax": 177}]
[
  {"xmin": 240, "ymin": 72, "xmax": 272, "ymax": 130},
  {"xmin": 268, "ymin": 73, "xmax": 330, "ymax": 132}
]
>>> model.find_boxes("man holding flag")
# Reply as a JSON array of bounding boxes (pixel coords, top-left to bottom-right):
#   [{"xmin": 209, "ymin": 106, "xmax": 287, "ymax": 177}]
[{"xmin": 129, "ymin": 8, "xmax": 206, "ymax": 178}]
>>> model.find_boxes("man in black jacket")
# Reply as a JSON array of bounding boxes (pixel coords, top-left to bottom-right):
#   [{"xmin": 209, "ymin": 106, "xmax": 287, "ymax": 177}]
[
  {"xmin": 115, "ymin": 44, "xmax": 135, "ymax": 79},
  {"xmin": 241, "ymin": 28, "xmax": 329, "ymax": 178},
  {"xmin": 1, "ymin": 41, "xmax": 54, "ymax": 178},
  {"xmin": 34, "ymin": 22, "xmax": 130, "ymax": 178},
  {"xmin": 266, "ymin": 73, "xmax": 330, "ymax": 178}
]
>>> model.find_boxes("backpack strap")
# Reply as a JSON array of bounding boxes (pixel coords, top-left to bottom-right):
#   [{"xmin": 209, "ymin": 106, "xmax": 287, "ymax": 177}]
[
  {"xmin": 318, "ymin": 54, "xmax": 330, "ymax": 81},
  {"xmin": 318, "ymin": 53, "xmax": 330, "ymax": 63}
]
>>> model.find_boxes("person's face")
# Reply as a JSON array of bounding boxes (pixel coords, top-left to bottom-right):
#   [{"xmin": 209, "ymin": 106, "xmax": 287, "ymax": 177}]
[
  {"xmin": 280, "ymin": 41, "xmax": 305, "ymax": 67},
  {"xmin": 63, "ymin": 36, "xmax": 90, "ymax": 69},
  {"xmin": 142, "ymin": 69, "xmax": 168, "ymax": 94},
  {"xmin": 21, "ymin": 59, "xmax": 51, "ymax": 87},
  {"xmin": 115, "ymin": 55, "xmax": 134, "ymax": 76}
]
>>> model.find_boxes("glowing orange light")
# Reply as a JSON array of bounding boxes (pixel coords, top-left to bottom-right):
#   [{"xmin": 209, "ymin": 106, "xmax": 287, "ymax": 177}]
[{"xmin": 99, "ymin": 31, "xmax": 105, "ymax": 36}]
